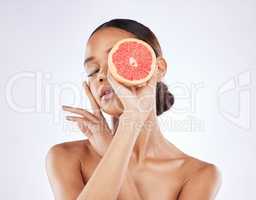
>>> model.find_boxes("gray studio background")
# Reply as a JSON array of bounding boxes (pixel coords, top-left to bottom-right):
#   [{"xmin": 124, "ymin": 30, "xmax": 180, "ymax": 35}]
[{"xmin": 1, "ymin": 0, "xmax": 256, "ymax": 199}]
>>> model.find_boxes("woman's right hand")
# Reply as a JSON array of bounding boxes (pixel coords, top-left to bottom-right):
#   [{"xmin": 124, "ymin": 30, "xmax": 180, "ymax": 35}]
[
  {"xmin": 107, "ymin": 67, "xmax": 158, "ymax": 123},
  {"xmin": 62, "ymin": 82, "xmax": 113, "ymax": 157}
]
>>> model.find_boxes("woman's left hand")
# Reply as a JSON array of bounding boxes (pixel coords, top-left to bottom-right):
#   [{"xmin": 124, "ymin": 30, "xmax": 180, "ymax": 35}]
[{"xmin": 62, "ymin": 82, "xmax": 113, "ymax": 157}]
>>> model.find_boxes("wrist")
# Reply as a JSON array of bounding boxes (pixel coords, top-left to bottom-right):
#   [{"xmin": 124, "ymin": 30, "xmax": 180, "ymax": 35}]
[
  {"xmin": 119, "ymin": 112, "xmax": 144, "ymax": 125},
  {"xmin": 120, "ymin": 111, "xmax": 147, "ymax": 122}
]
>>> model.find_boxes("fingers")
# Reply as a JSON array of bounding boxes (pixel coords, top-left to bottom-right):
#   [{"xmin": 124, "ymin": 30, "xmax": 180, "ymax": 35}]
[
  {"xmin": 83, "ymin": 82, "xmax": 107, "ymax": 121},
  {"xmin": 83, "ymin": 81, "xmax": 101, "ymax": 115},
  {"xmin": 67, "ymin": 116, "xmax": 93, "ymax": 137},
  {"xmin": 148, "ymin": 66, "xmax": 158, "ymax": 87},
  {"xmin": 131, "ymin": 86, "xmax": 137, "ymax": 95},
  {"xmin": 77, "ymin": 121, "xmax": 92, "ymax": 137},
  {"xmin": 107, "ymin": 70, "xmax": 133, "ymax": 98},
  {"xmin": 66, "ymin": 115, "xmax": 84, "ymax": 121},
  {"xmin": 62, "ymin": 105, "xmax": 99, "ymax": 124},
  {"xmin": 140, "ymin": 67, "xmax": 158, "ymax": 91},
  {"xmin": 107, "ymin": 71, "xmax": 136, "ymax": 108}
]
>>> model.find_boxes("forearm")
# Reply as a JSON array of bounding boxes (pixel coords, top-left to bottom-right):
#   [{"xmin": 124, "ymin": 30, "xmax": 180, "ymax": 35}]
[{"xmin": 77, "ymin": 114, "xmax": 143, "ymax": 200}]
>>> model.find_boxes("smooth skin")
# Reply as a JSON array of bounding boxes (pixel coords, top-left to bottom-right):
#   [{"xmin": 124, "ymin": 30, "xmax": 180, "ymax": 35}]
[{"xmin": 45, "ymin": 27, "xmax": 222, "ymax": 200}]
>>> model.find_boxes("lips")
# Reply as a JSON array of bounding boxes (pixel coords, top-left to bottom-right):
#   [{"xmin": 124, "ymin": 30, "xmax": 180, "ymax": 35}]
[{"xmin": 99, "ymin": 86, "xmax": 114, "ymax": 101}]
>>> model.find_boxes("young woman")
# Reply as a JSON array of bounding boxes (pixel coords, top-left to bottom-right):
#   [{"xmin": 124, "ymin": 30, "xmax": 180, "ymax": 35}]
[{"xmin": 46, "ymin": 19, "xmax": 222, "ymax": 200}]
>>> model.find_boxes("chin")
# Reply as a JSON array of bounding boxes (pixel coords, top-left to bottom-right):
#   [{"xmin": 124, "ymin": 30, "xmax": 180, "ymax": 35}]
[{"xmin": 100, "ymin": 97, "xmax": 124, "ymax": 117}]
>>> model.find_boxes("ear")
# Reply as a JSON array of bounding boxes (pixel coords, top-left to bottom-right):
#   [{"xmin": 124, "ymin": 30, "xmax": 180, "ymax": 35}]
[{"xmin": 155, "ymin": 56, "xmax": 167, "ymax": 82}]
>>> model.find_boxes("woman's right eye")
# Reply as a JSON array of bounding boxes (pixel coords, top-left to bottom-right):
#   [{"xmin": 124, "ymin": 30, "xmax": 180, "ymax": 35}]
[{"xmin": 88, "ymin": 68, "xmax": 100, "ymax": 77}]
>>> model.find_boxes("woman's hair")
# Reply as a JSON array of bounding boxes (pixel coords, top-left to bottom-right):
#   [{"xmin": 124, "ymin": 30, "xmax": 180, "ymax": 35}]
[{"xmin": 89, "ymin": 18, "xmax": 174, "ymax": 130}]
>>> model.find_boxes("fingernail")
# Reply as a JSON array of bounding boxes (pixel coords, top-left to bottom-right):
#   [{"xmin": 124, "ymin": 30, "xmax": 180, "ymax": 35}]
[
  {"xmin": 62, "ymin": 105, "xmax": 70, "ymax": 109},
  {"xmin": 66, "ymin": 116, "xmax": 72, "ymax": 120},
  {"xmin": 83, "ymin": 81, "xmax": 87, "ymax": 87}
]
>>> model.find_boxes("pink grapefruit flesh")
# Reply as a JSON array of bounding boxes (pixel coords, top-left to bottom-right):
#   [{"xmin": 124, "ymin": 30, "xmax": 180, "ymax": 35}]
[{"xmin": 108, "ymin": 38, "xmax": 156, "ymax": 86}]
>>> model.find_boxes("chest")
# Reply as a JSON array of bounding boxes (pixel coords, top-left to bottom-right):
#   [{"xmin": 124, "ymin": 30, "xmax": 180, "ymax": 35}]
[
  {"xmin": 82, "ymin": 159, "xmax": 184, "ymax": 200},
  {"xmin": 122, "ymin": 167, "xmax": 182, "ymax": 200}
]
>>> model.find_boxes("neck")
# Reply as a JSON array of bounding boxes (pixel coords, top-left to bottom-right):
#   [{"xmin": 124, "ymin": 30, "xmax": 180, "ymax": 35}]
[{"xmin": 131, "ymin": 110, "xmax": 168, "ymax": 164}]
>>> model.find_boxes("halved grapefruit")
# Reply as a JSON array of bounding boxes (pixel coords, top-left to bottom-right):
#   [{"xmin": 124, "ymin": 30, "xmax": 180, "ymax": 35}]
[{"xmin": 108, "ymin": 38, "xmax": 157, "ymax": 86}]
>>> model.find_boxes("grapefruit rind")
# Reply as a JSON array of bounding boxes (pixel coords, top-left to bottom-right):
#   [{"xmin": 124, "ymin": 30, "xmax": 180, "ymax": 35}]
[{"xmin": 108, "ymin": 38, "xmax": 157, "ymax": 87}]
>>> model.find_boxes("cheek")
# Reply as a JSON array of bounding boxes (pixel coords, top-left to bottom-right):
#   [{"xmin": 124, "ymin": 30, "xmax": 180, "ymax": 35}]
[{"xmin": 87, "ymin": 77, "xmax": 94, "ymax": 86}]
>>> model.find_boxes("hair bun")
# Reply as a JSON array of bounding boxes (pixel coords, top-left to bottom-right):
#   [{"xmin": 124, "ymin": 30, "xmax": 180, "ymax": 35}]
[{"xmin": 156, "ymin": 82, "xmax": 174, "ymax": 116}]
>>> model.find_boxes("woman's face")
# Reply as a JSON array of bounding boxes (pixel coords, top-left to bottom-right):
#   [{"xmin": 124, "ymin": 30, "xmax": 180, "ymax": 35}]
[{"xmin": 84, "ymin": 27, "xmax": 136, "ymax": 117}]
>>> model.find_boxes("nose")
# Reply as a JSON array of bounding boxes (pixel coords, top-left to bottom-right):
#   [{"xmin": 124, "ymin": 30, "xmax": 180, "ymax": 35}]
[
  {"xmin": 98, "ymin": 75, "xmax": 104, "ymax": 82},
  {"xmin": 97, "ymin": 67, "xmax": 108, "ymax": 83}
]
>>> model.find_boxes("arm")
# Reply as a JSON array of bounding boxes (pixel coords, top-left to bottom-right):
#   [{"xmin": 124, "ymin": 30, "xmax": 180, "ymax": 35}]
[
  {"xmin": 178, "ymin": 164, "xmax": 222, "ymax": 200},
  {"xmin": 46, "ymin": 114, "xmax": 143, "ymax": 200},
  {"xmin": 76, "ymin": 114, "xmax": 142, "ymax": 200}
]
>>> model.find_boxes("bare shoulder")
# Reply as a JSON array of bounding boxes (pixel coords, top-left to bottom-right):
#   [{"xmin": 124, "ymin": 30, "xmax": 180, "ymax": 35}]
[
  {"xmin": 45, "ymin": 139, "xmax": 91, "ymax": 170},
  {"xmin": 46, "ymin": 139, "xmax": 91, "ymax": 160},
  {"xmin": 179, "ymin": 155, "xmax": 222, "ymax": 194},
  {"xmin": 162, "ymin": 140, "xmax": 221, "ymax": 182},
  {"xmin": 176, "ymin": 155, "xmax": 222, "ymax": 199},
  {"xmin": 187, "ymin": 155, "xmax": 221, "ymax": 179},
  {"xmin": 180, "ymin": 154, "xmax": 221, "ymax": 181},
  {"xmin": 46, "ymin": 139, "xmax": 89, "ymax": 156}
]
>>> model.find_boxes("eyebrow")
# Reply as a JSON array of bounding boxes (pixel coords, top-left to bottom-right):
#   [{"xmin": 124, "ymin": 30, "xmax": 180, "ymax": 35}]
[{"xmin": 83, "ymin": 47, "xmax": 113, "ymax": 67}]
